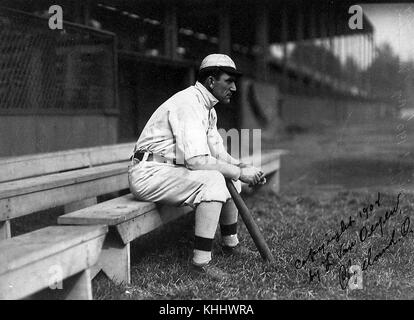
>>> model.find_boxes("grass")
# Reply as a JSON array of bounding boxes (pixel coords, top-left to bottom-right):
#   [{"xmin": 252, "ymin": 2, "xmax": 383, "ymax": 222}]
[
  {"xmin": 92, "ymin": 188, "xmax": 414, "ymax": 300},
  {"xmin": 12, "ymin": 120, "xmax": 414, "ymax": 300}
]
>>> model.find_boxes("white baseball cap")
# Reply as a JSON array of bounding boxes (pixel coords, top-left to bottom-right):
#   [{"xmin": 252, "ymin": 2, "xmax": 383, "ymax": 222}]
[{"xmin": 199, "ymin": 54, "xmax": 242, "ymax": 76}]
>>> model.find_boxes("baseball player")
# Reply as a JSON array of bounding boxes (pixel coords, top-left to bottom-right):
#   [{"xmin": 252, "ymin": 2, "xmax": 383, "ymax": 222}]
[{"xmin": 128, "ymin": 54, "xmax": 265, "ymax": 280}]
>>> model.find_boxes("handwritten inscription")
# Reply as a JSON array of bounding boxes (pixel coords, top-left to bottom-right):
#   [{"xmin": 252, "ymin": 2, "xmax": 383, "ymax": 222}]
[{"xmin": 294, "ymin": 192, "xmax": 413, "ymax": 290}]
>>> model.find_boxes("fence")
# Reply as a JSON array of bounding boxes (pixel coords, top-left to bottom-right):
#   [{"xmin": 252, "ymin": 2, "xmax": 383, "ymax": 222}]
[{"xmin": 0, "ymin": 7, "xmax": 117, "ymax": 113}]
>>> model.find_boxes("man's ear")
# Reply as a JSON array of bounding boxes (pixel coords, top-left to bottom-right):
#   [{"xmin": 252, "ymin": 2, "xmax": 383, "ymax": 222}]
[{"xmin": 207, "ymin": 76, "xmax": 215, "ymax": 89}]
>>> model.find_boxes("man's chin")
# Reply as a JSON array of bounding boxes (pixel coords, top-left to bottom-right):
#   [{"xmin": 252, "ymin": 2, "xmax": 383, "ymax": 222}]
[{"xmin": 220, "ymin": 98, "xmax": 231, "ymax": 104}]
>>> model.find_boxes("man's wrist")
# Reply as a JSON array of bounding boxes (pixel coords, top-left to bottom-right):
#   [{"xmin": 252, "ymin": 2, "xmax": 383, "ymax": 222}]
[
  {"xmin": 235, "ymin": 166, "xmax": 242, "ymax": 180},
  {"xmin": 237, "ymin": 162, "xmax": 249, "ymax": 169}
]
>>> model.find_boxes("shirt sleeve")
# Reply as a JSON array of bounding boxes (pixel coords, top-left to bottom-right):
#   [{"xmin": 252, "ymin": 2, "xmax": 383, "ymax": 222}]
[
  {"xmin": 207, "ymin": 109, "xmax": 241, "ymax": 165},
  {"xmin": 207, "ymin": 125, "xmax": 226, "ymax": 157},
  {"xmin": 168, "ymin": 104, "xmax": 211, "ymax": 163}
]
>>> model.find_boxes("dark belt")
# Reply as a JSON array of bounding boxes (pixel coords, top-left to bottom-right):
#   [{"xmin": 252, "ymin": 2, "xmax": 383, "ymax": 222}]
[
  {"xmin": 133, "ymin": 151, "xmax": 177, "ymax": 165},
  {"xmin": 133, "ymin": 151, "xmax": 153, "ymax": 161}
]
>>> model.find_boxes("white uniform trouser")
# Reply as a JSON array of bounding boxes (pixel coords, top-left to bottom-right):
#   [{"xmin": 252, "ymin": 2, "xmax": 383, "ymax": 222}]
[
  {"xmin": 129, "ymin": 160, "xmax": 242, "ymax": 265},
  {"xmin": 128, "ymin": 160, "xmax": 241, "ymax": 208}
]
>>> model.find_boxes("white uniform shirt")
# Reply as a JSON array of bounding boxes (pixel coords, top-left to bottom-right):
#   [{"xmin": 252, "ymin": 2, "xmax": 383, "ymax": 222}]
[{"xmin": 133, "ymin": 81, "xmax": 227, "ymax": 165}]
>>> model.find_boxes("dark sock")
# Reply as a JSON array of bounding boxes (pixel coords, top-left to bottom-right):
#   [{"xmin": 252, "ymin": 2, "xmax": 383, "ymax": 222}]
[
  {"xmin": 194, "ymin": 236, "xmax": 213, "ymax": 252},
  {"xmin": 220, "ymin": 222, "xmax": 237, "ymax": 237}
]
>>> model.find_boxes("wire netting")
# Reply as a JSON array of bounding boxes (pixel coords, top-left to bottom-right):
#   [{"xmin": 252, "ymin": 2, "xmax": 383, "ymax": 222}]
[{"xmin": 0, "ymin": 7, "xmax": 117, "ymax": 112}]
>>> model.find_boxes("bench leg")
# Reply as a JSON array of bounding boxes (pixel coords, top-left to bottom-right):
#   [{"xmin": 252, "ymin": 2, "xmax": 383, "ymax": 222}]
[
  {"xmin": 91, "ymin": 233, "xmax": 131, "ymax": 285},
  {"xmin": 0, "ymin": 220, "xmax": 11, "ymax": 240},
  {"xmin": 62, "ymin": 269, "xmax": 93, "ymax": 300},
  {"xmin": 28, "ymin": 269, "xmax": 93, "ymax": 300},
  {"xmin": 64, "ymin": 197, "xmax": 97, "ymax": 213}
]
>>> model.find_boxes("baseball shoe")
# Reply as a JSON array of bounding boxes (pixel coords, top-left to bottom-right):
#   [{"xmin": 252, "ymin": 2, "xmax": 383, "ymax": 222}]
[
  {"xmin": 221, "ymin": 244, "xmax": 256, "ymax": 256},
  {"xmin": 189, "ymin": 262, "xmax": 230, "ymax": 281}
]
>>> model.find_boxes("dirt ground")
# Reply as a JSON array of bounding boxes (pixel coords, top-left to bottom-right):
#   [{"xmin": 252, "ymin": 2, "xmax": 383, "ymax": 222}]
[{"xmin": 275, "ymin": 117, "xmax": 414, "ymax": 201}]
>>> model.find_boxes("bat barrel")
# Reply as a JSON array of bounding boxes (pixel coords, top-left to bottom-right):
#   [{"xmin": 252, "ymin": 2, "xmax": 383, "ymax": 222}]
[{"xmin": 226, "ymin": 179, "xmax": 275, "ymax": 263}]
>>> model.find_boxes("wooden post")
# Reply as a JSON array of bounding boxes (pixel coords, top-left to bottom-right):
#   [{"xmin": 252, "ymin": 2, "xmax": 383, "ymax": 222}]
[
  {"xmin": 91, "ymin": 232, "xmax": 131, "ymax": 284},
  {"xmin": 319, "ymin": 5, "xmax": 327, "ymax": 93},
  {"xmin": 164, "ymin": 3, "xmax": 178, "ymax": 60},
  {"xmin": 186, "ymin": 67, "xmax": 195, "ymax": 86},
  {"xmin": 343, "ymin": 35, "xmax": 346, "ymax": 89},
  {"xmin": 255, "ymin": 2, "xmax": 269, "ymax": 81},
  {"xmin": 281, "ymin": 2, "xmax": 288, "ymax": 91},
  {"xmin": 295, "ymin": 1, "xmax": 304, "ymax": 90},
  {"xmin": 369, "ymin": 33, "xmax": 374, "ymax": 95},
  {"xmin": 71, "ymin": 0, "xmax": 83, "ymax": 24},
  {"xmin": 83, "ymin": 0, "xmax": 91, "ymax": 25},
  {"xmin": 366, "ymin": 34, "xmax": 369, "ymax": 95},
  {"xmin": 358, "ymin": 34, "xmax": 363, "ymax": 95},
  {"xmin": 362, "ymin": 34, "xmax": 365, "ymax": 95},
  {"xmin": 328, "ymin": 4, "xmax": 337, "ymax": 91},
  {"xmin": 62, "ymin": 269, "xmax": 93, "ymax": 300},
  {"xmin": 339, "ymin": 35, "xmax": 344, "ymax": 90},
  {"xmin": 326, "ymin": 8, "xmax": 336, "ymax": 114},
  {"xmin": 371, "ymin": 33, "xmax": 375, "ymax": 62},
  {"xmin": 219, "ymin": 3, "xmax": 231, "ymax": 54},
  {"xmin": 309, "ymin": 3, "xmax": 317, "ymax": 91},
  {"xmin": 0, "ymin": 220, "xmax": 11, "ymax": 240},
  {"xmin": 352, "ymin": 35, "xmax": 358, "ymax": 91}
]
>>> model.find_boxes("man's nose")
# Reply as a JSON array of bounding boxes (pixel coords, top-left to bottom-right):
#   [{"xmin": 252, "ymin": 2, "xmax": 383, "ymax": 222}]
[{"xmin": 230, "ymin": 83, "xmax": 236, "ymax": 92}]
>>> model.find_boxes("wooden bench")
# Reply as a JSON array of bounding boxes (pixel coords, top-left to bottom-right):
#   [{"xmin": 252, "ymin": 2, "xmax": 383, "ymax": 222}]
[
  {"xmin": 0, "ymin": 142, "xmax": 134, "ymax": 240},
  {"xmin": 0, "ymin": 225, "xmax": 107, "ymax": 300},
  {"xmin": 0, "ymin": 142, "xmax": 285, "ymax": 287},
  {"xmin": 58, "ymin": 149, "xmax": 287, "ymax": 284},
  {"xmin": 0, "ymin": 144, "xmax": 126, "ymax": 299},
  {"xmin": 59, "ymin": 197, "xmax": 193, "ymax": 284}
]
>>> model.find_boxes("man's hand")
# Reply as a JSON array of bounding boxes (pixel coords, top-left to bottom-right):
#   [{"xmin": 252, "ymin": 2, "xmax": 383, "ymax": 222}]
[{"xmin": 239, "ymin": 166, "xmax": 265, "ymax": 186}]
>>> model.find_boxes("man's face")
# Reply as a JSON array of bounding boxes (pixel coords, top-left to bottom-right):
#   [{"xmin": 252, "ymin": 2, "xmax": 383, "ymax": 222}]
[{"xmin": 210, "ymin": 73, "xmax": 237, "ymax": 104}]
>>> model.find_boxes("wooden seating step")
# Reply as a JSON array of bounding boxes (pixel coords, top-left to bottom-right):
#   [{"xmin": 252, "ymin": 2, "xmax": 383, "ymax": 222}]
[
  {"xmin": 0, "ymin": 142, "xmax": 135, "ymax": 240},
  {"xmin": 0, "ymin": 162, "xmax": 130, "ymax": 225},
  {"xmin": 0, "ymin": 225, "xmax": 108, "ymax": 300},
  {"xmin": 0, "ymin": 142, "xmax": 134, "ymax": 183},
  {"xmin": 58, "ymin": 194, "xmax": 192, "ymax": 284}
]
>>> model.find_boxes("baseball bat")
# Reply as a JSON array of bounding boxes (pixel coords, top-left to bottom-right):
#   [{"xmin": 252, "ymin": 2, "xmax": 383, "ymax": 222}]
[{"xmin": 225, "ymin": 179, "xmax": 275, "ymax": 263}]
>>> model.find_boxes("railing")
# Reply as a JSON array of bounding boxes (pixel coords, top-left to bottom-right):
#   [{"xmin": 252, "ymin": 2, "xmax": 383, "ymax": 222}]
[{"xmin": 0, "ymin": 7, "xmax": 118, "ymax": 114}]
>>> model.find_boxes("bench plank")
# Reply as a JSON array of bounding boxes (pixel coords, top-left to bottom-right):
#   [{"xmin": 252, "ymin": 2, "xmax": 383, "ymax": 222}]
[
  {"xmin": 1, "ymin": 241, "xmax": 103, "ymax": 300},
  {"xmin": 0, "ymin": 225, "xmax": 107, "ymax": 275},
  {"xmin": 0, "ymin": 162, "xmax": 128, "ymax": 200},
  {"xmin": 58, "ymin": 194, "xmax": 156, "ymax": 226},
  {"xmin": 0, "ymin": 142, "xmax": 134, "ymax": 183},
  {"xmin": 2, "ymin": 241, "xmax": 102, "ymax": 300},
  {"xmin": 0, "ymin": 226, "xmax": 107, "ymax": 300},
  {"xmin": 0, "ymin": 172, "xmax": 129, "ymax": 221},
  {"xmin": 116, "ymin": 205, "xmax": 193, "ymax": 244}
]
